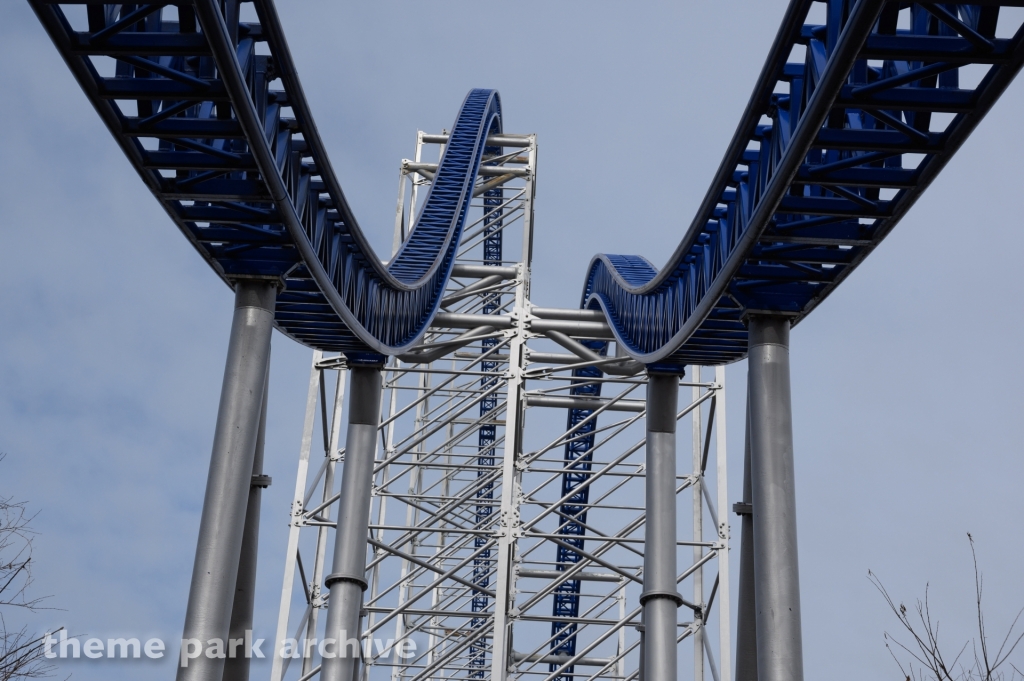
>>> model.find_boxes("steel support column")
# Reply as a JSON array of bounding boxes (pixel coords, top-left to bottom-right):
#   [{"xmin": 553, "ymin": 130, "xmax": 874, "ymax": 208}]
[
  {"xmin": 641, "ymin": 373, "xmax": 681, "ymax": 681},
  {"xmin": 692, "ymin": 369, "xmax": 705, "ymax": 681},
  {"xmin": 177, "ymin": 280, "xmax": 277, "ymax": 681},
  {"xmin": 488, "ymin": 263, "xmax": 530, "ymax": 681},
  {"xmin": 734, "ymin": 390, "xmax": 757, "ymax": 681},
  {"xmin": 747, "ymin": 315, "xmax": 802, "ymax": 681},
  {"xmin": 222, "ymin": 362, "xmax": 270, "ymax": 681},
  {"xmin": 321, "ymin": 366, "xmax": 383, "ymax": 681}
]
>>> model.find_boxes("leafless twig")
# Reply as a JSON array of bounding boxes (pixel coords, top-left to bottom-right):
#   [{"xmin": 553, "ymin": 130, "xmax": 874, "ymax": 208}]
[
  {"xmin": 871, "ymin": 535, "xmax": 1024, "ymax": 681},
  {"xmin": 0, "ymin": 453, "xmax": 60, "ymax": 681}
]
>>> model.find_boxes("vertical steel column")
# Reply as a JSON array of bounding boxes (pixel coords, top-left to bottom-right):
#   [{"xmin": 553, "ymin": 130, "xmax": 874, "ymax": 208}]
[
  {"xmin": 734, "ymin": 390, "xmax": 757, "ymax": 681},
  {"xmin": 637, "ymin": 609, "xmax": 646, "ymax": 681},
  {"xmin": 747, "ymin": 315, "xmax": 803, "ymax": 681},
  {"xmin": 321, "ymin": 366, "xmax": 384, "ymax": 681},
  {"xmin": 304, "ymin": 370, "xmax": 347, "ymax": 678},
  {"xmin": 270, "ymin": 352, "xmax": 322, "ymax": 681},
  {"xmin": 489, "ymin": 137, "xmax": 535, "ymax": 679},
  {"xmin": 714, "ymin": 364, "xmax": 733, "ymax": 681},
  {"xmin": 177, "ymin": 280, "xmax": 277, "ymax": 681},
  {"xmin": 222, "ymin": 362, "xmax": 270, "ymax": 681},
  {"xmin": 488, "ymin": 288, "xmax": 527, "ymax": 681},
  {"xmin": 692, "ymin": 368, "xmax": 705, "ymax": 681},
  {"xmin": 641, "ymin": 373, "xmax": 681, "ymax": 681}
]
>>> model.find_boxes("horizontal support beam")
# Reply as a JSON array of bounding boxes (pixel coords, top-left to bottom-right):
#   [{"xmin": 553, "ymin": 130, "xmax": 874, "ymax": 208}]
[
  {"xmin": 531, "ymin": 318, "xmax": 613, "ymax": 338},
  {"xmin": 793, "ymin": 166, "xmax": 916, "ymax": 188},
  {"xmin": 144, "ymin": 152, "xmax": 257, "ymax": 172},
  {"xmin": 531, "ymin": 307, "xmax": 607, "ymax": 322},
  {"xmin": 860, "ymin": 34, "xmax": 1015, "ymax": 64},
  {"xmin": 813, "ymin": 127, "xmax": 943, "ymax": 153},
  {"xmin": 450, "ymin": 263, "xmax": 518, "ymax": 279},
  {"xmin": 525, "ymin": 351, "xmax": 585, "ymax": 365},
  {"xmin": 525, "ymin": 395, "xmax": 646, "ymax": 413},
  {"xmin": 512, "ymin": 651, "xmax": 615, "ymax": 667},
  {"xmin": 760, "ymin": 235, "xmax": 872, "ymax": 246},
  {"xmin": 455, "ymin": 351, "xmax": 512, "ymax": 361},
  {"xmin": 421, "ymin": 133, "xmax": 533, "ymax": 147},
  {"xmin": 835, "ymin": 85, "xmax": 975, "ymax": 113},
  {"xmin": 123, "ymin": 117, "xmax": 245, "ymax": 138},
  {"xmin": 517, "ymin": 569, "xmax": 621, "ymax": 583},
  {"xmin": 69, "ymin": 32, "xmax": 212, "ymax": 57},
  {"xmin": 98, "ymin": 77, "xmax": 227, "ymax": 100},
  {"xmin": 430, "ymin": 312, "xmax": 614, "ymax": 338},
  {"xmin": 776, "ymin": 195, "xmax": 892, "ymax": 218},
  {"xmin": 405, "ymin": 161, "xmax": 529, "ymax": 177},
  {"xmin": 432, "ymin": 312, "xmax": 514, "ymax": 330}
]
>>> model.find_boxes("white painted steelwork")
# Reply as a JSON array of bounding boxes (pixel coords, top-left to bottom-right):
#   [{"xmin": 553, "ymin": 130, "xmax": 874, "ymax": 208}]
[{"xmin": 270, "ymin": 133, "xmax": 731, "ymax": 681}]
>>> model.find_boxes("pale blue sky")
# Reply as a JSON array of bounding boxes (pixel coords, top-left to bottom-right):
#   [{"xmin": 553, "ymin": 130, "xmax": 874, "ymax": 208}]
[{"xmin": 2, "ymin": 2, "xmax": 1024, "ymax": 680}]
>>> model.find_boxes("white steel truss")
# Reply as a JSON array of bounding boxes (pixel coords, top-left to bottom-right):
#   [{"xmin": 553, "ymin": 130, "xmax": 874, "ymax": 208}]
[{"xmin": 270, "ymin": 131, "xmax": 731, "ymax": 681}]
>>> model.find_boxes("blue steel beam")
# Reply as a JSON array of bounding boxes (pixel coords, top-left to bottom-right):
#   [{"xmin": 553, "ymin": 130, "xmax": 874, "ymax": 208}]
[
  {"xmin": 469, "ymin": 151, "xmax": 506, "ymax": 678},
  {"xmin": 581, "ymin": 0, "xmax": 1024, "ymax": 371},
  {"xmin": 29, "ymin": 1, "xmax": 504, "ymax": 365},
  {"xmin": 547, "ymin": 341, "xmax": 608, "ymax": 681}
]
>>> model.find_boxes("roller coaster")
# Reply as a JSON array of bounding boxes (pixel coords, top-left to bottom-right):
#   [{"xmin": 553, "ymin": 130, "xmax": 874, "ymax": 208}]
[{"xmin": 25, "ymin": 1, "xmax": 1024, "ymax": 680}]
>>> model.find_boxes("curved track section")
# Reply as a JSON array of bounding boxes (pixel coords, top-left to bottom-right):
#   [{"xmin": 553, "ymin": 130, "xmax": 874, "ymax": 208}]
[
  {"xmin": 30, "ymin": 1, "xmax": 502, "ymax": 363},
  {"xmin": 547, "ymin": 342, "xmax": 608, "ymax": 680},
  {"xmin": 583, "ymin": 0, "xmax": 1024, "ymax": 370}
]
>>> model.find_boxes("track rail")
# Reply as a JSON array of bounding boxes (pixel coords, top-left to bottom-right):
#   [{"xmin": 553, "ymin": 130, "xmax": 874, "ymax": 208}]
[
  {"xmin": 30, "ymin": 2, "xmax": 1024, "ymax": 370},
  {"xmin": 582, "ymin": 0, "xmax": 1024, "ymax": 369},
  {"xmin": 546, "ymin": 344, "xmax": 608, "ymax": 681},
  {"xmin": 30, "ymin": 1, "xmax": 503, "ymax": 363}
]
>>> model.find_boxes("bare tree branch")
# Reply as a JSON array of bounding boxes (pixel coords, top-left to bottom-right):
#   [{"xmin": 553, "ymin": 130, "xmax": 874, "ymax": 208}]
[
  {"xmin": 0, "ymin": 619, "xmax": 63, "ymax": 681},
  {"xmin": 872, "ymin": 536, "xmax": 1024, "ymax": 681},
  {"xmin": 1, "ymin": 453, "xmax": 61, "ymax": 681}
]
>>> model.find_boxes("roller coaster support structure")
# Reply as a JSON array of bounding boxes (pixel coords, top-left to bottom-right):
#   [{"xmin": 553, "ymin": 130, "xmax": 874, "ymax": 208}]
[
  {"xmin": 747, "ymin": 315, "xmax": 802, "ymax": 681},
  {"xmin": 177, "ymin": 280, "xmax": 277, "ymax": 681},
  {"xmin": 322, "ymin": 367, "xmax": 384, "ymax": 681},
  {"xmin": 224, "ymin": 361, "xmax": 271, "ymax": 681},
  {"xmin": 26, "ymin": 1, "xmax": 1024, "ymax": 680},
  {"xmin": 735, "ymin": 400, "xmax": 757, "ymax": 681},
  {"xmin": 261, "ymin": 130, "xmax": 734, "ymax": 681},
  {"xmin": 641, "ymin": 373, "xmax": 682, "ymax": 681}
]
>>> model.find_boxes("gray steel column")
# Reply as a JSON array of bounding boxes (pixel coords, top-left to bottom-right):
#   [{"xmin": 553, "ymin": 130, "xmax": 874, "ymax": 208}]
[
  {"xmin": 734, "ymin": 391, "xmax": 757, "ymax": 681},
  {"xmin": 747, "ymin": 315, "xmax": 803, "ymax": 681},
  {"xmin": 642, "ymin": 373, "xmax": 681, "ymax": 681},
  {"xmin": 177, "ymin": 280, "xmax": 277, "ymax": 681},
  {"xmin": 637, "ymin": 609, "xmax": 646, "ymax": 681},
  {"xmin": 321, "ymin": 366, "xmax": 383, "ymax": 681},
  {"xmin": 222, "ymin": 361, "xmax": 271, "ymax": 681}
]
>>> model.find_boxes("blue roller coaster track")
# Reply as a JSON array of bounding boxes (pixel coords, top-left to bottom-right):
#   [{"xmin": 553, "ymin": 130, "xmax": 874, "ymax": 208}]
[
  {"xmin": 30, "ymin": 0, "xmax": 502, "ymax": 365},
  {"xmin": 548, "ymin": 341, "xmax": 608, "ymax": 681},
  {"xmin": 27, "ymin": 0, "xmax": 1024, "ymax": 676},
  {"xmin": 584, "ymin": 0, "xmax": 1024, "ymax": 371},
  {"xmin": 29, "ymin": 0, "xmax": 1024, "ymax": 369}
]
